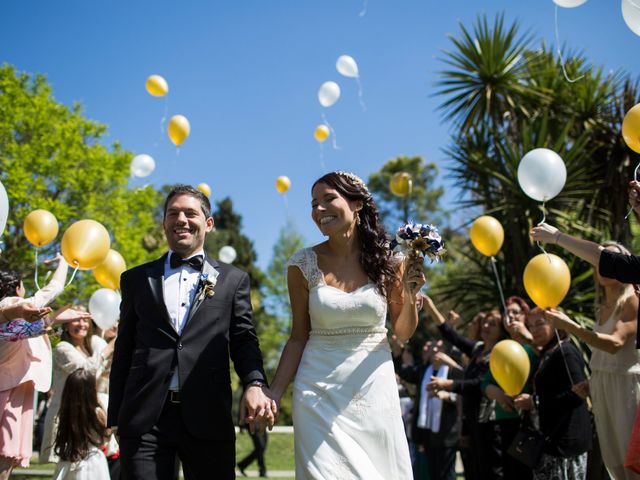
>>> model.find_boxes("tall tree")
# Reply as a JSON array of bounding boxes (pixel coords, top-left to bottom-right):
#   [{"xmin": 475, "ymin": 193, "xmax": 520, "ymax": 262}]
[
  {"xmin": 0, "ymin": 64, "xmax": 164, "ymax": 303},
  {"xmin": 430, "ymin": 15, "xmax": 640, "ymax": 330}
]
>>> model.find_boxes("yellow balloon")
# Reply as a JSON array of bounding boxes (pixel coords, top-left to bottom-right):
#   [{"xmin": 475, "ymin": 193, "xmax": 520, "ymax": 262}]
[
  {"xmin": 276, "ymin": 176, "xmax": 291, "ymax": 194},
  {"xmin": 146, "ymin": 75, "xmax": 169, "ymax": 97},
  {"xmin": 470, "ymin": 216, "xmax": 505, "ymax": 257},
  {"xmin": 197, "ymin": 183, "xmax": 211, "ymax": 198},
  {"xmin": 523, "ymin": 253, "xmax": 571, "ymax": 309},
  {"xmin": 61, "ymin": 220, "xmax": 111, "ymax": 270},
  {"xmin": 490, "ymin": 339, "xmax": 531, "ymax": 396},
  {"xmin": 314, "ymin": 125, "xmax": 330, "ymax": 143},
  {"xmin": 23, "ymin": 209, "xmax": 59, "ymax": 247},
  {"xmin": 390, "ymin": 172, "xmax": 412, "ymax": 197},
  {"xmin": 93, "ymin": 249, "xmax": 126, "ymax": 290},
  {"xmin": 168, "ymin": 115, "xmax": 190, "ymax": 146},
  {"xmin": 622, "ymin": 103, "xmax": 640, "ymax": 154}
]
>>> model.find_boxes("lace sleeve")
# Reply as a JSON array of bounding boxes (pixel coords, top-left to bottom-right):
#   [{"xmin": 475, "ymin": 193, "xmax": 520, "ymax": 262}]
[{"xmin": 287, "ymin": 248, "xmax": 323, "ymax": 288}]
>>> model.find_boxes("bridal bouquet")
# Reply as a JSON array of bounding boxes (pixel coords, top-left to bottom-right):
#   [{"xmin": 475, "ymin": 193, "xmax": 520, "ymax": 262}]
[{"xmin": 389, "ymin": 223, "xmax": 445, "ymax": 263}]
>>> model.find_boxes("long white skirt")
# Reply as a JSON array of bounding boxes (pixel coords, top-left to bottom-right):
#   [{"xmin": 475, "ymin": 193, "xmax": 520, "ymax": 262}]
[
  {"xmin": 590, "ymin": 370, "xmax": 640, "ymax": 480},
  {"xmin": 292, "ymin": 333, "xmax": 412, "ymax": 480}
]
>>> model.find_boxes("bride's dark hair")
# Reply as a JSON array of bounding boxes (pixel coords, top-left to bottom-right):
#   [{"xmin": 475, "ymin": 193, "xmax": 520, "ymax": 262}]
[{"xmin": 312, "ymin": 172, "xmax": 397, "ymax": 298}]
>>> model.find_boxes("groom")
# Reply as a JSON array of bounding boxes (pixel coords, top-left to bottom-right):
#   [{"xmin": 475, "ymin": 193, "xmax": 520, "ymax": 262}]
[{"xmin": 108, "ymin": 185, "xmax": 274, "ymax": 480}]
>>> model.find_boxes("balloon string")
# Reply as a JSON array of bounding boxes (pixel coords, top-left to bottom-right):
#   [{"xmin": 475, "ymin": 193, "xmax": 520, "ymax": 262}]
[
  {"xmin": 319, "ymin": 143, "xmax": 327, "ymax": 172},
  {"xmin": 554, "ymin": 5, "xmax": 585, "ymax": 84},
  {"xmin": 321, "ymin": 113, "xmax": 340, "ymax": 150},
  {"xmin": 34, "ymin": 248, "xmax": 41, "ymax": 290},
  {"xmin": 537, "ymin": 201, "xmax": 552, "ymax": 262},
  {"xmin": 490, "ymin": 256, "xmax": 509, "ymax": 324},
  {"xmin": 359, "ymin": 0, "xmax": 368, "ymax": 17},
  {"xmin": 554, "ymin": 328, "xmax": 574, "ymax": 386},
  {"xmin": 355, "ymin": 77, "xmax": 367, "ymax": 112},
  {"xmin": 65, "ymin": 263, "xmax": 80, "ymax": 289},
  {"xmin": 624, "ymin": 162, "xmax": 640, "ymax": 220},
  {"xmin": 160, "ymin": 96, "xmax": 168, "ymax": 134}
]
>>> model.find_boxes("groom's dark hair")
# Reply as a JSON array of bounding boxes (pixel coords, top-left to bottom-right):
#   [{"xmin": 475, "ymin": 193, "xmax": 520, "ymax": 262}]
[{"xmin": 163, "ymin": 184, "xmax": 212, "ymax": 219}]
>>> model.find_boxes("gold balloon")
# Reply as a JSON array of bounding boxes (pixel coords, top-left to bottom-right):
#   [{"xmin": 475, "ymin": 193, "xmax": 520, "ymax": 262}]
[
  {"xmin": 314, "ymin": 124, "xmax": 330, "ymax": 143},
  {"xmin": 523, "ymin": 253, "xmax": 571, "ymax": 309},
  {"xmin": 24, "ymin": 209, "xmax": 59, "ymax": 247},
  {"xmin": 622, "ymin": 103, "xmax": 640, "ymax": 154},
  {"xmin": 390, "ymin": 172, "xmax": 412, "ymax": 197},
  {"xmin": 197, "ymin": 183, "xmax": 211, "ymax": 198},
  {"xmin": 276, "ymin": 176, "xmax": 291, "ymax": 194},
  {"xmin": 490, "ymin": 339, "xmax": 531, "ymax": 396},
  {"xmin": 146, "ymin": 75, "xmax": 169, "ymax": 97},
  {"xmin": 61, "ymin": 220, "xmax": 111, "ymax": 270},
  {"xmin": 168, "ymin": 115, "xmax": 190, "ymax": 146},
  {"xmin": 93, "ymin": 249, "xmax": 126, "ymax": 290},
  {"xmin": 470, "ymin": 216, "xmax": 505, "ymax": 257}
]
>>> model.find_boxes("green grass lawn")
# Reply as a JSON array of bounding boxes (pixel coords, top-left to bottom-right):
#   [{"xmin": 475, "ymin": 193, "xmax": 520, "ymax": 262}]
[
  {"xmin": 11, "ymin": 432, "xmax": 295, "ymax": 478},
  {"xmin": 236, "ymin": 430, "xmax": 295, "ymax": 472}
]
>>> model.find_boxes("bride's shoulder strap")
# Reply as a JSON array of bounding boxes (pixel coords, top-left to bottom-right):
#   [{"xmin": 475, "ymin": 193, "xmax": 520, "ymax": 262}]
[{"xmin": 286, "ymin": 248, "xmax": 322, "ymax": 288}]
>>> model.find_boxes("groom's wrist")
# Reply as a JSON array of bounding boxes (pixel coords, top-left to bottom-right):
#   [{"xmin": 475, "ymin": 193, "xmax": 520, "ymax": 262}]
[{"xmin": 246, "ymin": 380, "xmax": 266, "ymax": 390}]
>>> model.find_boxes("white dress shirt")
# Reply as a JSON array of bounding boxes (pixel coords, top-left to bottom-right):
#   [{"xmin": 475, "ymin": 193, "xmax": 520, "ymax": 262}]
[{"xmin": 164, "ymin": 249, "xmax": 204, "ymax": 391}]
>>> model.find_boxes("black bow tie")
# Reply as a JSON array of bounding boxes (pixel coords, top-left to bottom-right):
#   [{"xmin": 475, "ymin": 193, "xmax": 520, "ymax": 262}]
[{"xmin": 170, "ymin": 253, "xmax": 204, "ymax": 270}]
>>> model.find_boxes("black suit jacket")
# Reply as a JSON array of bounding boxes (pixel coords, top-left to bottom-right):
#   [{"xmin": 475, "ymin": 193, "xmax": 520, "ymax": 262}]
[{"xmin": 107, "ymin": 253, "xmax": 267, "ymax": 441}]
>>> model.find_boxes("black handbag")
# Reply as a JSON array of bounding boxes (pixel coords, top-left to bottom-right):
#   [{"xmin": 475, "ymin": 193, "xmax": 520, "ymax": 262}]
[{"xmin": 507, "ymin": 422, "xmax": 546, "ymax": 468}]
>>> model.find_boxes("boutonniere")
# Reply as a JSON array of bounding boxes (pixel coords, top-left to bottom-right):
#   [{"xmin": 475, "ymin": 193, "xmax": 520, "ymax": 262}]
[{"xmin": 197, "ymin": 269, "xmax": 219, "ymax": 301}]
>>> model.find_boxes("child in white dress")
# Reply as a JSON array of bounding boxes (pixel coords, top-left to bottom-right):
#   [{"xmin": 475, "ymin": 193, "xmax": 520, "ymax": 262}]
[{"xmin": 52, "ymin": 368, "xmax": 110, "ymax": 480}]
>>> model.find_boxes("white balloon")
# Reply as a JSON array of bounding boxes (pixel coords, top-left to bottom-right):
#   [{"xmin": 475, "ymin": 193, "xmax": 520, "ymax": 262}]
[
  {"xmin": 219, "ymin": 245, "xmax": 237, "ymax": 264},
  {"xmin": 89, "ymin": 288, "xmax": 121, "ymax": 331},
  {"xmin": 336, "ymin": 55, "xmax": 359, "ymax": 78},
  {"xmin": 131, "ymin": 154, "xmax": 156, "ymax": 178},
  {"xmin": 318, "ymin": 81, "xmax": 341, "ymax": 108},
  {"xmin": 553, "ymin": 0, "xmax": 588, "ymax": 7},
  {"xmin": 518, "ymin": 148, "xmax": 567, "ymax": 202},
  {"xmin": 0, "ymin": 180, "xmax": 8, "ymax": 237},
  {"xmin": 622, "ymin": 0, "xmax": 640, "ymax": 36}
]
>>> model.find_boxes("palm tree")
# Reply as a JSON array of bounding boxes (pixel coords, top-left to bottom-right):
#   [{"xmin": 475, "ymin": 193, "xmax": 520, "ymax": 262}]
[{"xmin": 430, "ymin": 14, "xmax": 640, "ymax": 332}]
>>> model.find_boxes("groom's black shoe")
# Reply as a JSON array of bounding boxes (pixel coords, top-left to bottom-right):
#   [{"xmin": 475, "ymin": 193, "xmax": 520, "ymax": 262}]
[{"xmin": 237, "ymin": 464, "xmax": 248, "ymax": 477}]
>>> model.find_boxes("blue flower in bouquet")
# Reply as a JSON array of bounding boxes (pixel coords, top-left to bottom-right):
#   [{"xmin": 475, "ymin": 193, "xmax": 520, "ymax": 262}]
[{"xmin": 389, "ymin": 223, "xmax": 445, "ymax": 262}]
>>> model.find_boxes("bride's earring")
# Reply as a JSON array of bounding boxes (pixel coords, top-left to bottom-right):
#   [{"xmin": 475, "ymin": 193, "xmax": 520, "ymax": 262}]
[{"xmin": 355, "ymin": 212, "xmax": 361, "ymax": 226}]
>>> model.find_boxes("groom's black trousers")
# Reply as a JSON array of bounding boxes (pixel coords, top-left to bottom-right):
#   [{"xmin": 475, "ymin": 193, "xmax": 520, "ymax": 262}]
[{"xmin": 119, "ymin": 396, "xmax": 235, "ymax": 480}]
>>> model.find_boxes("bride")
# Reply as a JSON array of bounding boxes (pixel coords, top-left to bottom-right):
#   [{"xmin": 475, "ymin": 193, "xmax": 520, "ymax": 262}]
[{"xmin": 267, "ymin": 171, "xmax": 424, "ymax": 479}]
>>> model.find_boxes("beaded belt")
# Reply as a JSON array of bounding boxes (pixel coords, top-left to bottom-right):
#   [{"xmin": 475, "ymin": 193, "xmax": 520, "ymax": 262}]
[{"xmin": 307, "ymin": 326, "xmax": 389, "ymax": 351}]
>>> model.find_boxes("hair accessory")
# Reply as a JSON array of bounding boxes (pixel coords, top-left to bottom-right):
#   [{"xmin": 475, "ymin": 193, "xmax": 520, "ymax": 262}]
[{"xmin": 335, "ymin": 171, "xmax": 369, "ymax": 193}]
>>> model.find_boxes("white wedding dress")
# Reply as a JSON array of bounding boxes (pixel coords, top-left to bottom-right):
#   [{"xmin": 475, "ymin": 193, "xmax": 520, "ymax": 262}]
[{"xmin": 288, "ymin": 248, "xmax": 412, "ymax": 480}]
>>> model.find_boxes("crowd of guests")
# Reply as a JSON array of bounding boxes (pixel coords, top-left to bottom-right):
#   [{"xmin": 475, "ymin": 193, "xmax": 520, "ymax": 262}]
[
  {"xmin": 0, "ymin": 257, "xmax": 117, "ymax": 480},
  {"xmin": 393, "ymin": 225, "xmax": 640, "ymax": 480}
]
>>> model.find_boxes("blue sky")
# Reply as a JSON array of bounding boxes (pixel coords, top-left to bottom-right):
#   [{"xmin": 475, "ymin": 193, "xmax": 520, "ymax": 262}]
[{"xmin": 3, "ymin": 1, "xmax": 640, "ymax": 268}]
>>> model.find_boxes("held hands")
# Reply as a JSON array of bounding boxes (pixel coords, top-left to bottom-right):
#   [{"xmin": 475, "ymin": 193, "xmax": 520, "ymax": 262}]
[
  {"xmin": 530, "ymin": 223, "xmax": 561, "ymax": 245},
  {"xmin": 240, "ymin": 385, "xmax": 278, "ymax": 434}
]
